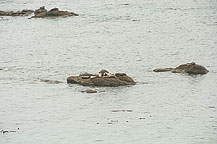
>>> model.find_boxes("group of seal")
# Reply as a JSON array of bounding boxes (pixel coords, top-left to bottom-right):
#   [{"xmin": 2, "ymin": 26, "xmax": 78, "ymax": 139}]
[
  {"xmin": 67, "ymin": 70, "xmax": 135, "ymax": 87},
  {"xmin": 79, "ymin": 69, "xmax": 126, "ymax": 80}
]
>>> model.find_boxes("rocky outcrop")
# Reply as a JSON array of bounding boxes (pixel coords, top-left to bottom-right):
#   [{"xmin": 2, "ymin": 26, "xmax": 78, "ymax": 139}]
[
  {"xmin": 31, "ymin": 6, "xmax": 78, "ymax": 18},
  {"xmin": 0, "ymin": 9, "xmax": 34, "ymax": 16},
  {"xmin": 153, "ymin": 62, "xmax": 209, "ymax": 75},
  {"xmin": 67, "ymin": 70, "xmax": 136, "ymax": 87}
]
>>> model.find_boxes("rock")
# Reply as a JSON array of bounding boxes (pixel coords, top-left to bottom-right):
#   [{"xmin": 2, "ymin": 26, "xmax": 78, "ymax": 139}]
[
  {"xmin": 153, "ymin": 62, "xmax": 209, "ymax": 75},
  {"xmin": 153, "ymin": 68, "xmax": 173, "ymax": 72},
  {"xmin": 21, "ymin": 9, "xmax": 34, "ymax": 13},
  {"xmin": 185, "ymin": 64, "xmax": 209, "ymax": 74},
  {"xmin": 46, "ymin": 8, "xmax": 60, "ymax": 16},
  {"xmin": 34, "ymin": 6, "xmax": 47, "ymax": 15},
  {"xmin": 0, "ymin": 9, "xmax": 34, "ymax": 16},
  {"xmin": 31, "ymin": 6, "xmax": 78, "ymax": 18},
  {"xmin": 67, "ymin": 70, "xmax": 136, "ymax": 87},
  {"xmin": 171, "ymin": 62, "xmax": 196, "ymax": 73},
  {"xmin": 81, "ymin": 89, "xmax": 98, "ymax": 93},
  {"xmin": 79, "ymin": 72, "xmax": 95, "ymax": 77},
  {"xmin": 115, "ymin": 73, "xmax": 126, "ymax": 76},
  {"xmin": 40, "ymin": 79, "xmax": 62, "ymax": 84}
]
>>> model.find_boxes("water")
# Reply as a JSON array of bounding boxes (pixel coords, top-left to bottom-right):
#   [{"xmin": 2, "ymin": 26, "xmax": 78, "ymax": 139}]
[{"xmin": 0, "ymin": 0, "xmax": 217, "ymax": 143}]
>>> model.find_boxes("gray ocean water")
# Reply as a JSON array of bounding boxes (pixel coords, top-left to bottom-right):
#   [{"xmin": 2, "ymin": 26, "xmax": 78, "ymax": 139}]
[{"xmin": 0, "ymin": 0, "xmax": 217, "ymax": 144}]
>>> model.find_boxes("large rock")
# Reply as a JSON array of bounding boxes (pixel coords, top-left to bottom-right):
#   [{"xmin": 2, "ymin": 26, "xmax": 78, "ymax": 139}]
[
  {"xmin": 153, "ymin": 62, "xmax": 209, "ymax": 75},
  {"xmin": 31, "ymin": 7, "xmax": 78, "ymax": 18},
  {"xmin": 184, "ymin": 64, "xmax": 209, "ymax": 74},
  {"xmin": 0, "ymin": 9, "xmax": 34, "ymax": 16},
  {"xmin": 67, "ymin": 70, "xmax": 136, "ymax": 87}
]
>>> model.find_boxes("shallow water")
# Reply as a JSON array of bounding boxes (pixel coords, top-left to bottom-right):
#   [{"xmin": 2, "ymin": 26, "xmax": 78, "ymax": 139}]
[{"xmin": 0, "ymin": 0, "xmax": 217, "ymax": 144}]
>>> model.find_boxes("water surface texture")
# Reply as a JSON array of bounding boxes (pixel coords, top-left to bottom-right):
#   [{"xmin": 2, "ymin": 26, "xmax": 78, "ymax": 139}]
[{"xmin": 0, "ymin": 0, "xmax": 217, "ymax": 144}]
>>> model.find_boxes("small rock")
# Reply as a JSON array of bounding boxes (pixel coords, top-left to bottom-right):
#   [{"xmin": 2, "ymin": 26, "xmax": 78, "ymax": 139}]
[{"xmin": 81, "ymin": 89, "xmax": 97, "ymax": 93}]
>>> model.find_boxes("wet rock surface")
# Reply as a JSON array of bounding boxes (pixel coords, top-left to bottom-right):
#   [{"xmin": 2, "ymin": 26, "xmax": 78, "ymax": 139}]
[
  {"xmin": 31, "ymin": 6, "xmax": 78, "ymax": 18},
  {"xmin": 67, "ymin": 70, "xmax": 136, "ymax": 87},
  {"xmin": 153, "ymin": 62, "xmax": 209, "ymax": 75},
  {"xmin": 0, "ymin": 9, "xmax": 34, "ymax": 16}
]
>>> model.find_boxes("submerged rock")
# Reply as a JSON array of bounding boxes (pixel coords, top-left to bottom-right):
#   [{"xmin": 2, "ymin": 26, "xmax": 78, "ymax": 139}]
[
  {"xmin": 153, "ymin": 62, "xmax": 209, "ymax": 75},
  {"xmin": 67, "ymin": 70, "xmax": 136, "ymax": 87},
  {"xmin": 0, "ymin": 9, "xmax": 34, "ymax": 16},
  {"xmin": 40, "ymin": 79, "xmax": 62, "ymax": 84},
  {"xmin": 31, "ymin": 6, "xmax": 78, "ymax": 18}
]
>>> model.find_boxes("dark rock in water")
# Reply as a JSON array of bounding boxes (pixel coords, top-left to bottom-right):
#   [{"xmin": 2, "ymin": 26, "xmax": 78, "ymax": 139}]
[
  {"xmin": 67, "ymin": 70, "xmax": 136, "ymax": 87},
  {"xmin": 171, "ymin": 62, "xmax": 196, "ymax": 73},
  {"xmin": 46, "ymin": 8, "xmax": 61, "ymax": 16},
  {"xmin": 0, "ymin": 9, "xmax": 34, "ymax": 16},
  {"xmin": 184, "ymin": 64, "xmax": 209, "ymax": 74},
  {"xmin": 81, "ymin": 89, "xmax": 98, "ymax": 93},
  {"xmin": 40, "ymin": 79, "xmax": 62, "ymax": 84},
  {"xmin": 31, "ymin": 6, "xmax": 78, "ymax": 18},
  {"xmin": 153, "ymin": 62, "xmax": 209, "ymax": 75}
]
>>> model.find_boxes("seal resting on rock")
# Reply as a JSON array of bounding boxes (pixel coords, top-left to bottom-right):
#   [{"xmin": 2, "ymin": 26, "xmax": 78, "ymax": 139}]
[
  {"xmin": 67, "ymin": 70, "xmax": 136, "ymax": 87},
  {"xmin": 153, "ymin": 62, "xmax": 209, "ymax": 75}
]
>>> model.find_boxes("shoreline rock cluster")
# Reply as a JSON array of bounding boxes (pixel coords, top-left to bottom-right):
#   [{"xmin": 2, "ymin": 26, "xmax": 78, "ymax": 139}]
[
  {"xmin": 153, "ymin": 62, "xmax": 209, "ymax": 75},
  {"xmin": 31, "ymin": 6, "xmax": 78, "ymax": 18},
  {"xmin": 0, "ymin": 6, "xmax": 78, "ymax": 18},
  {"xmin": 67, "ymin": 70, "xmax": 136, "ymax": 87}
]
